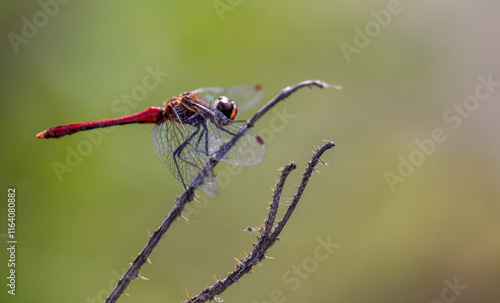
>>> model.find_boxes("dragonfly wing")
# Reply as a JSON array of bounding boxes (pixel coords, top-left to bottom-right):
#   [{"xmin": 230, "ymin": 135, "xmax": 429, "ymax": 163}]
[
  {"xmin": 190, "ymin": 87, "xmax": 224, "ymax": 104},
  {"xmin": 151, "ymin": 120, "xmax": 218, "ymax": 195},
  {"xmin": 193, "ymin": 85, "xmax": 264, "ymax": 115},
  {"xmin": 205, "ymin": 118, "xmax": 266, "ymax": 166}
]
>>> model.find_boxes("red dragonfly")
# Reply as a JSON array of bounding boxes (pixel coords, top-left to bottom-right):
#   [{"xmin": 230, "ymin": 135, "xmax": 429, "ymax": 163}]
[{"xmin": 37, "ymin": 85, "xmax": 266, "ymax": 195}]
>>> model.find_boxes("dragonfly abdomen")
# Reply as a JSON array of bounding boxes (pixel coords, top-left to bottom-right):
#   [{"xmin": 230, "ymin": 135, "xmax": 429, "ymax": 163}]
[{"xmin": 36, "ymin": 107, "xmax": 165, "ymax": 139}]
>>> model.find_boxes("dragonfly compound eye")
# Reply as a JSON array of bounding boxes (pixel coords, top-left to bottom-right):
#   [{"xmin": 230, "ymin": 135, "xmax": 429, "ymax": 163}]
[{"xmin": 215, "ymin": 96, "xmax": 238, "ymax": 120}]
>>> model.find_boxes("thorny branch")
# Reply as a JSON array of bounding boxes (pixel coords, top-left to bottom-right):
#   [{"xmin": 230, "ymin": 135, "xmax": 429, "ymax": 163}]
[
  {"xmin": 105, "ymin": 80, "xmax": 337, "ymax": 303},
  {"xmin": 185, "ymin": 141, "xmax": 335, "ymax": 303}
]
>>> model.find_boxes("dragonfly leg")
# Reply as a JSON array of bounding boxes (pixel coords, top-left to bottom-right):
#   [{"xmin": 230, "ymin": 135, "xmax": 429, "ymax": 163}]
[
  {"xmin": 172, "ymin": 125, "xmax": 202, "ymax": 189},
  {"xmin": 204, "ymin": 125, "xmax": 210, "ymax": 156},
  {"xmin": 216, "ymin": 124, "xmax": 238, "ymax": 137},
  {"xmin": 193, "ymin": 123, "xmax": 208, "ymax": 155}
]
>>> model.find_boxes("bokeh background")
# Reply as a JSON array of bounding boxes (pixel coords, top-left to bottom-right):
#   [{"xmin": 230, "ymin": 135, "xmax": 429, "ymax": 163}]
[{"xmin": 1, "ymin": 1, "xmax": 499, "ymax": 302}]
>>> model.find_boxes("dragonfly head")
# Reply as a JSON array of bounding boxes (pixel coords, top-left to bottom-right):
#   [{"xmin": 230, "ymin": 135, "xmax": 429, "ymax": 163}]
[{"xmin": 214, "ymin": 96, "xmax": 238, "ymax": 120}]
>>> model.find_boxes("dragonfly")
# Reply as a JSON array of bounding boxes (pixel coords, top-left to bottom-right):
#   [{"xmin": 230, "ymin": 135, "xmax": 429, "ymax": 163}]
[{"xmin": 36, "ymin": 85, "xmax": 266, "ymax": 195}]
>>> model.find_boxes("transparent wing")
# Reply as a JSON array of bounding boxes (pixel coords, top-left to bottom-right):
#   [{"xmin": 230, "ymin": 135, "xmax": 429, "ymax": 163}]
[
  {"xmin": 151, "ymin": 120, "xmax": 218, "ymax": 195},
  {"xmin": 204, "ymin": 114, "xmax": 266, "ymax": 166},
  {"xmin": 193, "ymin": 85, "xmax": 264, "ymax": 115},
  {"xmin": 150, "ymin": 97, "xmax": 266, "ymax": 195}
]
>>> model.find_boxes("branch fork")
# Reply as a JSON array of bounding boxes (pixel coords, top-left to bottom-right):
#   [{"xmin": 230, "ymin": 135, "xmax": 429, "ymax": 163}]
[{"xmin": 105, "ymin": 81, "xmax": 338, "ymax": 303}]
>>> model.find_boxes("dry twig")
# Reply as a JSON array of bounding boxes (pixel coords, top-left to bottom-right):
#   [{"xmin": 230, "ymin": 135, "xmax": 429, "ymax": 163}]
[
  {"xmin": 185, "ymin": 141, "xmax": 335, "ymax": 303},
  {"xmin": 105, "ymin": 80, "xmax": 335, "ymax": 303}
]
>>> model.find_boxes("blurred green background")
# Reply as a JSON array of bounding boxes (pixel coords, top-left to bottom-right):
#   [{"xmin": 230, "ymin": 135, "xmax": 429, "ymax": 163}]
[{"xmin": 1, "ymin": 1, "xmax": 499, "ymax": 302}]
